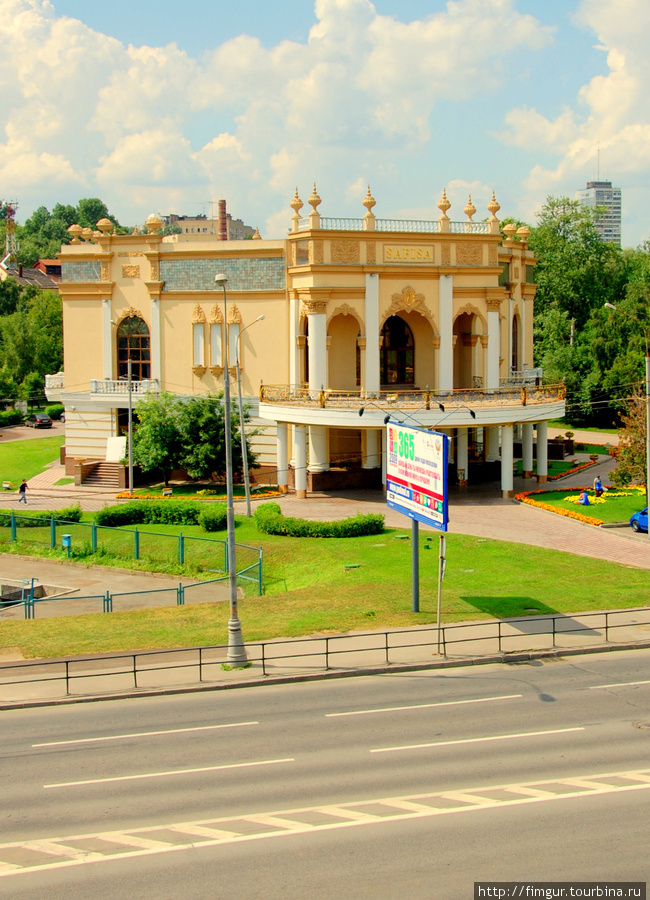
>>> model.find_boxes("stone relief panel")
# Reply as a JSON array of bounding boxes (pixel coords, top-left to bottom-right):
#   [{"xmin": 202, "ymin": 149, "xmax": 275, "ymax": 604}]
[
  {"xmin": 121, "ymin": 265, "xmax": 140, "ymax": 279},
  {"xmin": 209, "ymin": 305, "xmax": 223, "ymax": 323},
  {"xmin": 456, "ymin": 243, "xmax": 483, "ymax": 266},
  {"xmin": 331, "ymin": 240, "xmax": 360, "ymax": 264},
  {"xmin": 440, "ymin": 244, "xmax": 451, "ymax": 266},
  {"xmin": 382, "ymin": 286, "xmax": 433, "ymax": 323},
  {"xmin": 488, "ymin": 245, "xmax": 498, "ymax": 266},
  {"xmin": 366, "ymin": 241, "xmax": 376, "ymax": 264},
  {"xmin": 192, "ymin": 305, "xmax": 206, "ymax": 324},
  {"xmin": 310, "ymin": 240, "xmax": 324, "ymax": 264}
]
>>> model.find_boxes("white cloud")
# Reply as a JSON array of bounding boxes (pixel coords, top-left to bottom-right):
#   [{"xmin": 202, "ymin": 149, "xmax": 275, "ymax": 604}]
[
  {"xmin": 504, "ymin": 0, "xmax": 650, "ymax": 238},
  {"xmin": 1, "ymin": 0, "xmax": 554, "ymax": 227}
]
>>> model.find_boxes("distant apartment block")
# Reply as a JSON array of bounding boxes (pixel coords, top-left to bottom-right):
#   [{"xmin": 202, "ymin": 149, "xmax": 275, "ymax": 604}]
[
  {"xmin": 576, "ymin": 181, "xmax": 621, "ymax": 246},
  {"xmin": 162, "ymin": 200, "xmax": 256, "ymax": 240}
]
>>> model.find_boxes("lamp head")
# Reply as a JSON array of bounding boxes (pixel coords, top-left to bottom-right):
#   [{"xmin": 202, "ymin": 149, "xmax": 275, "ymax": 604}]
[
  {"xmin": 358, "ymin": 408, "xmax": 365, "ymax": 417},
  {"xmin": 469, "ymin": 409, "xmax": 476, "ymax": 419},
  {"xmin": 438, "ymin": 402, "xmax": 445, "ymax": 412},
  {"xmin": 604, "ymin": 302, "xmax": 617, "ymax": 311},
  {"xmin": 383, "ymin": 414, "xmax": 391, "ymax": 425},
  {"xmin": 214, "ymin": 273, "xmax": 228, "ymax": 286}
]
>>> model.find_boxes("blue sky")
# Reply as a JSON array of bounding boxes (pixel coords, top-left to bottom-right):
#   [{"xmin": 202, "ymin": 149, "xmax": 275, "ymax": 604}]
[{"xmin": 2, "ymin": 0, "xmax": 648, "ymax": 246}]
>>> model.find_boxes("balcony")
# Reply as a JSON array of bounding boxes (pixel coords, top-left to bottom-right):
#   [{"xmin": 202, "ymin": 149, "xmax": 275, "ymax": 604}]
[
  {"xmin": 258, "ymin": 384, "xmax": 566, "ymax": 430},
  {"xmin": 90, "ymin": 379, "xmax": 160, "ymax": 395},
  {"xmin": 45, "ymin": 372, "xmax": 65, "ymax": 402}
]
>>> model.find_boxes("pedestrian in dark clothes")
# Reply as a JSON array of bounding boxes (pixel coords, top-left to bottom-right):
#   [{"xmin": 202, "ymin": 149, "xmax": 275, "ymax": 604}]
[{"xmin": 18, "ymin": 479, "xmax": 27, "ymax": 504}]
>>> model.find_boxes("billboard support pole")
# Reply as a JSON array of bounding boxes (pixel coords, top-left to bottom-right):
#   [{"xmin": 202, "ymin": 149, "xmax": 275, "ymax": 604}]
[
  {"xmin": 412, "ymin": 519, "xmax": 419, "ymax": 613},
  {"xmin": 437, "ymin": 534, "xmax": 446, "ymax": 654}
]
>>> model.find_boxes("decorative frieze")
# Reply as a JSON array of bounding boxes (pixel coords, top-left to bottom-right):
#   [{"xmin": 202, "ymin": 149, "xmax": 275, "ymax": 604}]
[
  {"xmin": 456, "ymin": 243, "xmax": 483, "ymax": 266},
  {"xmin": 310, "ymin": 240, "xmax": 325, "ymax": 264},
  {"xmin": 301, "ymin": 299, "xmax": 328, "ymax": 315},
  {"xmin": 121, "ymin": 265, "xmax": 140, "ymax": 279},
  {"xmin": 383, "ymin": 286, "xmax": 433, "ymax": 322},
  {"xmin": 440, "ymin": 244, "xmax": 451, "ymax": 266},
  {"xmin": 366, "ymin": 241, "xmax": 376, "ymax": 264},
  {"xmin": 488, "ymin": 245, "xmax": 498, "ymax": 266},
  {"xmin": 331, "ymin": 240, "xmax": 360, "ymax": 264}
]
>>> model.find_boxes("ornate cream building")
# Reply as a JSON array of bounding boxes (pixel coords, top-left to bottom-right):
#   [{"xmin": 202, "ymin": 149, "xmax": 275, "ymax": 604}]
[{"xmin": 50, "ymin": 186, "xmax": 564, "ymax": 497}]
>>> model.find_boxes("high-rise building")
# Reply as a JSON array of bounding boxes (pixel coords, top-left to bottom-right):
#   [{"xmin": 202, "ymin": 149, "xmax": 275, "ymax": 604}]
[{"xmin": 576, "ymin": 181, "xmax": 621, "ymax": 246}]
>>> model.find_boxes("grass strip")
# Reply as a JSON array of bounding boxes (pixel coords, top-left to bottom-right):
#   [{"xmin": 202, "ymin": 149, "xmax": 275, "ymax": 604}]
[{"xmin": 2, "ymin": 531, "xmax": 650, "ymax": 659}]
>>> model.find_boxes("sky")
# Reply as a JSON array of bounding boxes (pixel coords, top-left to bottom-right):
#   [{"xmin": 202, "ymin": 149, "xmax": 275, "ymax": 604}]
[{"xmin": 1, "ymin": 0, "xmax": 649, "ymax": 247}]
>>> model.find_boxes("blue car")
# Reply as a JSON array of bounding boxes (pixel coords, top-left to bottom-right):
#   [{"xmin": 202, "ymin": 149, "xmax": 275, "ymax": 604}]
[{"xmin": 630, "ymin": 507, "xmax": 648, "ymax": 533}]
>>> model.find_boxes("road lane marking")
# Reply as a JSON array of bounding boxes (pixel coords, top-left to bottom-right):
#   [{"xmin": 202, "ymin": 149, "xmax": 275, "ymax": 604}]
[
  {"xmin": 371, "ymin": 726, "xmax": 584, "ymax": 754},
  {"xmin": 589, "ymin": 680, "xmax": 650, "ymax": 690},
  {"xmin": 33, "ymin": 721, "xmax": 259, "ymax": 748},
  {"xmin": 3, "ymin": 767, "xmax": 650, "ymax": 878},
  {"xmin": 325, "ymin": 694, "xmax": 522, "ymax": 717},
  {"xmin": 44, "ymin": 757, "xmax": 294, "ymax": 789}
]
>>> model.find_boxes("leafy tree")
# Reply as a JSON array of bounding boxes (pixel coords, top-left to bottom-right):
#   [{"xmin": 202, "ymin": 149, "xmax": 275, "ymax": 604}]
[
  {"xmin": 0, "ymin": 290, "xmax": 63, "ymax": 385},
  {"xmin": 131, "ymin": 392, "xmax": 185, "ymax": 487},
  {"xmin": 0, "ymin": 279, "xmax": 21, "ymax": 317},
  {"xmin": 18, "ymin": 371, "xmax": 44, "ymax": 407},
  {"xmin": 177, "ymin": 393, "xmax": 256, "ymax": 481},
  {"xmin": 609, "ymin": 389, "xmax": 648, "ymax": 500}
]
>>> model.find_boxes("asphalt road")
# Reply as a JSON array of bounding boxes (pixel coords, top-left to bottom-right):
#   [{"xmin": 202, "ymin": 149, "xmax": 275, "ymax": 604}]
[{"xmin": 1, "ymin": 651, "xmax": 649, "ymax": 898}]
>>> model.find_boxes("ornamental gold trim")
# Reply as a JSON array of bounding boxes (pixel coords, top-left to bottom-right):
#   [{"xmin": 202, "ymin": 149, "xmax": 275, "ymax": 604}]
[
  {"xmin": 227, "ymin": 304, "xmax": 242, "ymax": 325},
  {"xmin": 121, "ymin": 264, "xmax": 140, "ymax": 279},
  {"xmin": 382, "ymin": 285, "xmax": 433, "ymax": 324},
  {"xmin": 331, "ymin": 240, "xmax": 360, "ymax": 264},
  {"xmin": 301, "ymin": 300, "xmax": 328, "ymax": 315},
  {"xmin": 456, "ymin": 243, "xmax": 483, "ymax": 266},
  {"xmin": 192, "ymin": 304, "xmax": 206, "ymax": 324},
  {"xmin": 209, "ymin": 305, "xmax": 223, "ymax": 324}
]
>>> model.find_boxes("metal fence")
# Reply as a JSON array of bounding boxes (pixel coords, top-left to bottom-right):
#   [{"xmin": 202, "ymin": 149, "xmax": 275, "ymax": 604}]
[
  {"xmin": 0, "ymin": 513, "xmax": 262, "ymax": 594},
  {"xmin": 1, "ymin": 607, "xmax": 647, "ymax": 701}
]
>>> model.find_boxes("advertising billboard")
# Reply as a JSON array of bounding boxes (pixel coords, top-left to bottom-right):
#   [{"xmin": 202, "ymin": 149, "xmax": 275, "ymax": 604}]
[{"xmin": 386, "ymin": 422, "xmax": 449, "ymax": 532}]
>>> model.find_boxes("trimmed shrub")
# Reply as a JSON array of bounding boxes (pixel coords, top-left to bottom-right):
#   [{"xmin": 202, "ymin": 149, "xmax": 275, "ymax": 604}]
[
  {"xmin": 95, "ymin": 501, "xmax": 203, "ymax": 527},
  {"xmin": 45, "ymin": 404, "xmax": 65, "ymax": 421},
  {"xmin": 0, "ymin": 505, "xmax": 81, "ymax": 527},
  {"xmin": 254, "ymin": 502, "xmax": 384, "ymax": 538},
  {"xmin": 0, "ymin": 409, "xmax": 23, "ymax": 427},
  {"xmin": 198, "ymin": 503, "xmax": 228, "ymax": 532}
]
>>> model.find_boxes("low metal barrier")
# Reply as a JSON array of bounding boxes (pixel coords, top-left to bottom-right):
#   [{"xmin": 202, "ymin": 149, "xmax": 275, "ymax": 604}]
[
  {"xmin": 1, "ymin": 607, "xmax": 647, "ymax": 701},
  {"xmin": 0, "ymin": 514, "xmax": 263, "ymax": 593}
]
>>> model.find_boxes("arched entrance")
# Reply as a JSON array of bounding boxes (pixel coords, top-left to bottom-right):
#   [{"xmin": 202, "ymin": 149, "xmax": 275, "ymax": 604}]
[
  {"xmin": 117, "ymin": 315, "xmax": 150, "ymax": 381},
  {"xmin": 453, "ymin": 312, "xmax": 481, "ymax": 389},
  {"xmin": 328, "ymin": 313, "xmax": 360, "ymax": 390},
  {"xmin": 380, "ymin": 316, "xmax": 414, "ymax": 386}
]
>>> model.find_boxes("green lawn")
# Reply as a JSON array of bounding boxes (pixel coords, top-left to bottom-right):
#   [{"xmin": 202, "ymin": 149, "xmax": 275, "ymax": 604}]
[
  {"xmin": 548, "ymin": 419, "xmax": 618, "ymax": 435},
  {"xmin": 524, "ymin": 487, "xmax": 646, "ymax": 524},
  {"xmin": 0, "ymin": 436, "xmax": 64, "ymax": 488},
  {"xmin": 2, "ymin": 515, "xmax": 650, "ymax": 659},
  {"xmin": 514, "ymin": 459, "xmax": 580, "ymax": 477}
]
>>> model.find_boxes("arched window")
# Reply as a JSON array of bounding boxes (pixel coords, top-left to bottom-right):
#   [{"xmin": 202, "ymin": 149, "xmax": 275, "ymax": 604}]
[
  {"xmin": 380, "ymin": 316, "xmax": 414, "ymax": 385},
  {"xmin": 117, "ymin": 316, "xmax": 150, "ymax": 381}
]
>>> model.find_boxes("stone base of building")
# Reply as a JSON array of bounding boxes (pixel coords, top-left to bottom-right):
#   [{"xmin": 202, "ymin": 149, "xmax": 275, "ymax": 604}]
[
  {"xmin": 537, "ymin": 474, "xmax": 548, "ymax": 483},
  {"xmin": 502, "ymin": 489, "xmax": 514, "ymax": 499}
]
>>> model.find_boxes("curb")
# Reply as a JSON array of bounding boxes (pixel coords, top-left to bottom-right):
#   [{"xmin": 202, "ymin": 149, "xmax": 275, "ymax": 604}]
[{"xmin": 2, "ymin": 639, "xmax": 649, "ymax": 711}]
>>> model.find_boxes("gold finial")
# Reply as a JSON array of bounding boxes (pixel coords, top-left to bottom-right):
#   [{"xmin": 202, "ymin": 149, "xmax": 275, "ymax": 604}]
[
  {"xmin": 308, "ymin": 183, "xmax": 321, "ymax": 211},
  {"xmin": 92, "ymin": 230, "xmax": 102, "ymax": 242},
  {"xmin": 80, "ymin": 227, "xmax": 94, "ymax": 242},
  {"xmin": 362, "ymin": 185, "xmax": 376, "ymax": 214},
  {"xmin": 290, "ymin": 188, "xmax": 303, "ymax": 215},
  {"xmin": 144, "ymin": 213, "xmax": 163, "ymax": 234},
  {"xmin": 516, "ymin": 225, "xmax": 530, "ymax": 241},
  {"xmin": 67, "ymin": 223, "xmax": 82, "ymax": 243},
  {"xmin": 252, "ymin": 227, "xmax": 261, "ymax": 240},
  {"xmin": 438, "ymin": 188, "xmax": 451, "ymax": 217},
  {"xmin": 464, "ymin": 194, "xmax": 476, "ymax": 221},
  {"xmin": 96, "ymin": 217, "xmax": 113, "ymax": 234},
  {"xmin": 487, "ymin": 190, "xmax": 500, "ymax": 219}
]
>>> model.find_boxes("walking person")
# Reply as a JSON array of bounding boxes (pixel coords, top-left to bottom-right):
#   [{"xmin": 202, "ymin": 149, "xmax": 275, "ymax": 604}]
[{"xmin": 18, "ymin": 479, "xmax": 28, "ymax": 504}]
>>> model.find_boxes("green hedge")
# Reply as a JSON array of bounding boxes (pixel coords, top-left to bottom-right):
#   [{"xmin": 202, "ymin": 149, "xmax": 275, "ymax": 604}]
[
  {"xmin": 95, "ymin": 501, "xmax": 203, "ymax": 527},
  {"xmin": 198, "ymin": 504, "xmax": 228, "ymax": 532},
  {"xmin": 254, "ymin": 502, "xmax": 384, "ymax": 538},
  {"xmin": 45, "ymin": 404, "xmax": 65, "ymax": 421},
  {"xmin": 0, "ymin": 409, "xmax": 24, "ymax": 427},
  {"xmin": 0, "ymin": 504, "xmax": 82, "ymax": 528}
]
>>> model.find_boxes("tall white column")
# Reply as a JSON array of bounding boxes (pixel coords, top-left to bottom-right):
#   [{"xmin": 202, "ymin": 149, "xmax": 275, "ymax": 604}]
[
  {"xmin": 457, "ymin": 427, "xmax": 469, "ymax": 485},
  {"xmin": 290, "ymin": 293, "xmax": 300, "ymax": 386},
  {"xmin": 308, "ymin": 425, "xmax": 329, "ymax": 472},
  {"xmin": 536, "ymin": 420, "xmax": 548, "ymax": 483},
  {"xmin": 438, "ymin": 274, "xmax": 453, "ymax": 390},
  {"xmin": 363, "ymin": 429, "xmax": 381, "ymax": 469},
  {"xmin": 307, "ymin": 304, "xmax": 327, "ymax": 394},
  {"xmin": 364, "ymin": 274, "xmax": 380, "ymax": 394},
  {"xmin": 487, "ymin": 302, "xmax": 501, "ymax": 389},
  {"xmin": 522, "ymin": 423, "xmax": 534, "ymax": 478},
  {"xmin": 150, "ymin": 297, "xmax": 161, "ymax": 383},
  {"xmin": 501, "ymin": 424, "xmax": 514, "ymax": 498},
  {"xmin": 276, "ymin": 422, "xmax": 289, "ymax": 492},
  {"xmin": 294, "ymin": 424, "xmax": 307, "ymax": 498},
  {"xmin": 102, "ymin": 298, "xmax": 112, "ymax": 379},
  {"xmin": 486, "ymin": 425, "xmax": 500, "ymax": 461}
]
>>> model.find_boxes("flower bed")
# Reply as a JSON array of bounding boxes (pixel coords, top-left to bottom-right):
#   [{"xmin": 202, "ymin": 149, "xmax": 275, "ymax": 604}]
[
  {"xmin": 547, "ymin": 459, "xmax": 596, "ymax": 480},
  {"xmin": 515, "ymin": 488, "xmax": 605, "ymax": 526}
]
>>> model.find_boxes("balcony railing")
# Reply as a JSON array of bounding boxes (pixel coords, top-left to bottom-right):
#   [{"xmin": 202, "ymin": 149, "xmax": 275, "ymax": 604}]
[
  {"xmin": 295, "ymin": 218, "xmax": 493, "ymax": 235},
  {"xmin": 90, "ymin": 379, "xmax": 160, "ymax": 395},
  {"xmin": 260, "ymin": 384, "xmax": 565, "ymax": 409},
  {"xmin": 45, "ymin": 373, "xmax": 65, "ymax": 391}
]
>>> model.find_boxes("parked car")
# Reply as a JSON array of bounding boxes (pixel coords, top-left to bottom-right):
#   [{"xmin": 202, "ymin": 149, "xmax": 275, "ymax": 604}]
[
  {"xmin": 630, "ymin": 507, "xmax": 648, "ymax": 533},
  {"xmin": 24, "ymin": 413, "xmax": 53, "ymax": 428}
]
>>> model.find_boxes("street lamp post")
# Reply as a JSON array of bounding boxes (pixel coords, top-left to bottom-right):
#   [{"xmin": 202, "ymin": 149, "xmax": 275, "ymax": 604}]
[
  {"xmin": 215, "ymin": 273, "xmax": 247, "ymax": 663},
  {"xmin": 235, "ymin": 315, "xmax": 265, "ymax": 517},
  {"xmin": 605, "ymin": 302, "xmax": 650, "ymax": 532}
]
